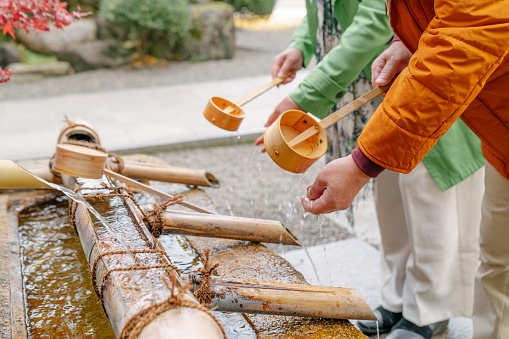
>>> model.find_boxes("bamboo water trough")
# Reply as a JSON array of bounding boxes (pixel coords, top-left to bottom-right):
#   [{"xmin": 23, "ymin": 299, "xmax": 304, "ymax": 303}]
[{"xmin": 1, "ymin": 118, "xmax": 375, "ymax": 338}]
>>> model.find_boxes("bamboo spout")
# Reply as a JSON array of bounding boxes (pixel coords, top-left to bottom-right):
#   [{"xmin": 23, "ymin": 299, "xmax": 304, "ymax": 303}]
[
  {"xmin": 0, "ymin": 160, "xmax": 53, "ymax": 189},
  {"xmin": 154, "ymin": 210, "xmax": 301, "ymax": 245},
  {"xmin": 190, "ymin": 276, "xmax": 376, "ymax": 321},
  {"xmin": 108, "ymin": 160, "xmax": 220, "ymax": 188}
]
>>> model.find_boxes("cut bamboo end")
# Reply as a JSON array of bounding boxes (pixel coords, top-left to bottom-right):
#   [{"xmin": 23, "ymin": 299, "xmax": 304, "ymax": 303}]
[
  {"xmin": 52, "ymin": 144, "xmax": 108, "ymax": 179},
  {"xmin": 158, "ymin": 211, "xmax": 301, "ymax": 245},
  {"xmin": 57, "ymin": 118, "xmax": 101, "ymax": 145},
  {"xmin": 0, "ymin": 160, "xmax": 53, "ymax": 189},
  {"xmin": 206, "ymin": 277, "xmax": 377, "ymax": 321},
  {"xmin": 264, "ymin": 110, "xmax": 327, "ymax": 173},
  {"xmin": 203, "ymin": 96, "xmax": 245, "ymax": 131},
  {"xmin": 110, "ymin": 160, "xmax": 220, "ymax": 188}
]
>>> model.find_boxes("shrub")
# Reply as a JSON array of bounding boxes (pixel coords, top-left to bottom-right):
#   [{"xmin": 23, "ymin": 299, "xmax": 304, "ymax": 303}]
[
  {"xmin": 98, "ymin": 0, "xmax": 191, "ymax": 60},
  {"xmin": 220, "ymin": 0, "xmax": 276, "ymax": 16}
]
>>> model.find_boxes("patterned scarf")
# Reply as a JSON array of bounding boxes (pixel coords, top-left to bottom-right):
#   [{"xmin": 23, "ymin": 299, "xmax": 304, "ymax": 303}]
[{"xmin": 315, "ymin": 0, "xmax": 379, "ymax": 161}]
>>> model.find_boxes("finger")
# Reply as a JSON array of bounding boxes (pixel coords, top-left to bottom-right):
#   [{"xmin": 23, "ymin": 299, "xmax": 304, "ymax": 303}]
[
  {"xmin": 264, "ymin": 113, "xmax": 278, "ymax": 127},
  {"xmin": 272, "ymin": 55, "xmax": 285, "ymax": 79},
  {"xmin": 371, "ymin": 59, "xmax": 387, "ymax": 85},
  {"xmin": 281, "ymin": 72, "xmax": 296, "ymax": 85},
  {"xmin": 375, "ymin": 58, "xmax": 400, "ymax": 86},
  {"xmin": 306, "ymin": 180, "xmax": 326, "ymax": 201},
  {"xmin": 255, "ymin": 134, "xmax": 264, "ymax": 146},
  {"xmin": 301, "ymin": 189, "xmax": 335, "ymax": 215}
]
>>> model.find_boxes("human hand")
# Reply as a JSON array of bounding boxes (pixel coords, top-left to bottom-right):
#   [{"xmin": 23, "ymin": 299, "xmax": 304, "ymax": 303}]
[
  {"xmin": 272, "ymin": 48, "xmax": 303, "ymax": 85},
  {"xmin": 371, "ymin": 41, "xmax": 412, "ymax": 96},
  {"xmin": 301, "ymin": 155, "xmax": 371, "ymax": 214},
  {"xmin": 255, "ymin": 96, "xmax": 303, "ymax": 152}
]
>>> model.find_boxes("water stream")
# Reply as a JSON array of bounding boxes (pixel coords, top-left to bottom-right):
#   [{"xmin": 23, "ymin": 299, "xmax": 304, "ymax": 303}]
[{"xmin": 17, "ymin": 193, "xmax": 256, "ymax": 338}]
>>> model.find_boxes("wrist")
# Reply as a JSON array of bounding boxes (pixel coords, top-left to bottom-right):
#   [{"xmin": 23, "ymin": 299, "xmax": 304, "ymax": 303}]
[{"xmin": 351, "ymin": 147, "xmax": 385, "ymax": 178}]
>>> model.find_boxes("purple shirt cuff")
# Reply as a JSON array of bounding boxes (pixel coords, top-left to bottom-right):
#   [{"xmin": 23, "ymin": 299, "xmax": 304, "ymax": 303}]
[{"xmin": 351, "ymin": 147, "xmax": 385, "ymax": 178}]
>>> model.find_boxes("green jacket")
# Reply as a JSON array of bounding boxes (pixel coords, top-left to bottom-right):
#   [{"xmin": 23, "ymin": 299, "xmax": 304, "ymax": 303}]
[{"xmin": 288, "ymin": 0, "xmax": 393, "ymax": 119}]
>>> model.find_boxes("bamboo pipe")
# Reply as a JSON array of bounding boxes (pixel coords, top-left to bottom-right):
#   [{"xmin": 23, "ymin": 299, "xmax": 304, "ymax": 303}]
[
  {"xmin": 52, "ymin": 144, "xmax": 214, "ymax": 214},
  {"xmin": 190, "ymin": 276, "xmax": 376, "ymax": 321},
  {"xmin": 153, "ymin": 209, "xmax": 301, "ymax": 245},
  {"xmin": 104, "ymin": 169, "xmax": 214, "ymax": 214},
  {"xmin": 0, "ymin": 160, "xmax": 53, "ymax": 189},
  {"xmin": 60, "ymin": 175, "xmax": 225, "ymax": 339},
  {"xmin": 108, "ymin": 160, "xmax": 220, "ymax": 188},
  {"xmin": 288, "ymin": 84, "xmax": 391, "ymax": 148}
]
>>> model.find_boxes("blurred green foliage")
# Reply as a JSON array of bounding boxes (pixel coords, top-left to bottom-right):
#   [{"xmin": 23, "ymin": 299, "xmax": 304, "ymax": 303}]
[
  {"xmin": 219, "ymin": 0, "xmax": 276, "ymax": 16},
  {"xmin": 98, "ymin": 0, "xmax": 191, "ymax": 59},
  {"xmin": 19, "ymin": 46, "xmax": 58, "ymax": 64},
  {"xmin": 64, "ymin": 0, "xmax": 100, "ymax": 13}
]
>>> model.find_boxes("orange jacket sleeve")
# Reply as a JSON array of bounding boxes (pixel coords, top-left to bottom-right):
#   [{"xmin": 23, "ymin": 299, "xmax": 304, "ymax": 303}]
[{"xmin": 357, "ymin": 0, "xmax": 509, "ymax": 173}]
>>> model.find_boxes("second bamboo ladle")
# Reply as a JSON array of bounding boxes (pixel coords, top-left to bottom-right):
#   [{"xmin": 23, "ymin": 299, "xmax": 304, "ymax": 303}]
[
  {"xmin": 52, "ymin": 144, "xmax": 214, "ymax": 214},
  {"xmin": 203, "ymin": 73, "xmax": 291, "ymax": 131},
  {"xmin": 264, "ymin": 84, "xmax": 391, "ymax": 173}
]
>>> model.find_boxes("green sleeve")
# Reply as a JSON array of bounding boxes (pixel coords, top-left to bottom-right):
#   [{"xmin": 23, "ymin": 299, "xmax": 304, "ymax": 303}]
[
  {"xmin": 290, "ymin": 0, "xmax": 393, "ymax": 119},
  {"xmin": 288, "ymin": 15, "xmax": 316, "ymax": 68},
  {"xmin": 422, "ymin": 119, "xmax": 484, "ymax": 191}
]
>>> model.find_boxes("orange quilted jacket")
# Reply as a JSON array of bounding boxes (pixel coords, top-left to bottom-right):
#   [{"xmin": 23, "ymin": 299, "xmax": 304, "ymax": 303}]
[{"xmin": 357, "ymin": 0, "xmax": 509, "ymax": 180}]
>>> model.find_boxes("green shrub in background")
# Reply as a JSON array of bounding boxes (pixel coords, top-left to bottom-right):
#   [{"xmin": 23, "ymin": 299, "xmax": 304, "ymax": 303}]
[
  {"xmin": 98, "ymin": 0, "xmax": 191, "ymax": 60},
  {"xmin": 65, "ymin": 0, "xmax": 100, "ymax": 13},
  {"xmin": 220, "ymin": 0, "xmax": 276, "ymax": 16}
]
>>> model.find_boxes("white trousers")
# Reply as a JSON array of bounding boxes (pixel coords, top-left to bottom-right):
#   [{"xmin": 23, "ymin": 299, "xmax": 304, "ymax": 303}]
[
  {"xmin": 473, "ymin": 161, "xmax": 509, "ymax": 339},
  {"xmin": 374, "ymin": 162, "xmax": 484, "ymax": 326}
]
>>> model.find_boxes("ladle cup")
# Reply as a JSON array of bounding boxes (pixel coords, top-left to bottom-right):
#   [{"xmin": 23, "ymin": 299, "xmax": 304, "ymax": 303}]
[
  {"xmin": 52, "ymin": 144, "xmax": 214, "ymax": 214},
  {"xmin": 264, "ymin": 84, "xmax": 391, "ymax": 173},
  {"xmin": 203, "ymin": 72, "xmax": 292, "ymax": 131}
]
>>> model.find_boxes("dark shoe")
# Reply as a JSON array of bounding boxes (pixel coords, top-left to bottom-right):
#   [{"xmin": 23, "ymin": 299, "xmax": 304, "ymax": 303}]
[
  {"xmin": 386, "ymin": 318, "xmax": 448, "ymax": 339},
  {"xmin": 357, "ymin": 306, "xmax": 403, "ymax": 335}
]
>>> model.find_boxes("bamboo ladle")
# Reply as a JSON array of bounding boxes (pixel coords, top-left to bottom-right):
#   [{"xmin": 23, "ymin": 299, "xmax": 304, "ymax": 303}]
[
  {"xmin": 264, "ymin": 84, "xmax": 391, "ymax": 173},
  {"xmin": 203, "ymin": 73, "xmax": 292, "ymax": 131},
  {"xmin": 52, "ymin": 144, "xmax": 214, "ymax": 214}
]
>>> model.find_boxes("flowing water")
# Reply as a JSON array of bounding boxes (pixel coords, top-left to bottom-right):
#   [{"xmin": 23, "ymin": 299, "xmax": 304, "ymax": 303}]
[
  {"xmin": 18, "ymin": 197, "xmax": 115, "ymax": 338},
  {"xmin": 17, "ymin": 194, "xmax": 256, "ymax": 338}
]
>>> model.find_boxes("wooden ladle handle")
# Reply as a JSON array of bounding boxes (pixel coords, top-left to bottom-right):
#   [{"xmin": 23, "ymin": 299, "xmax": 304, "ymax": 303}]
[
  {"xmin": 235, "ymin": 72, "xmax": 292, "ymax": 107},
  {"xmin": 287, "ymin": 83, "xmax": 392, "ymax": 148},
  {"xmin": 223, "ymin": 72, "xmax": 295, "ymax": 114},
  {"xmin": 104, "ymin": 169, "xmax": 214, "ymax": 214}
]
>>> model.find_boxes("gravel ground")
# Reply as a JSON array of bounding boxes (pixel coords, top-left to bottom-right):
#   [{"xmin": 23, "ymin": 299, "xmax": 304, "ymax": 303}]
[
  {"xmin": 154, "ymin": 142, "xmax": 356, "ymax": 252},
  {"xmin": 3, "ymin": 26, "xmax": 356, "ymax": 251}
]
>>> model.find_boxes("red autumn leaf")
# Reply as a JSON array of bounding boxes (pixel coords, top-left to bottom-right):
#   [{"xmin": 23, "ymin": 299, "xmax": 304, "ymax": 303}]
[{"xmin": 0, "ymin": 0, "xmax": 90, "ymax": 83}]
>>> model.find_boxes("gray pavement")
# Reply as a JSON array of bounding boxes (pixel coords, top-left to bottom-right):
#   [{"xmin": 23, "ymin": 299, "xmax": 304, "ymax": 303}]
[{"xmin": 0, "ymin": 1, "xmax": 472, "ymax": 337}]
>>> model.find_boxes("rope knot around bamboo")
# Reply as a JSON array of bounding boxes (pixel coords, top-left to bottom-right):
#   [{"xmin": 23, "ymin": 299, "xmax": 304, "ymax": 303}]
[
  {"xmin": 67, "ymin": 183, "xmax": 184, "ymax": 238},
  {"xmin": 193, "ymin": 248, "xmax": 219, "ymax": 306},
  {"xmin": 118, "ymin": 272, "xmax": 226, "ymax": 339}
]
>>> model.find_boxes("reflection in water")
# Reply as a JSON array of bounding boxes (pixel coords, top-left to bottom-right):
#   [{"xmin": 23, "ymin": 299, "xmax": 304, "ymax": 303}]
[
  {"xmin": 18, "ymin": 196, "xmax": 115, "ymax": 339},
  {"xmin": 18, "ymin": 195, "xmax": 256, "ymax": 338}
]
